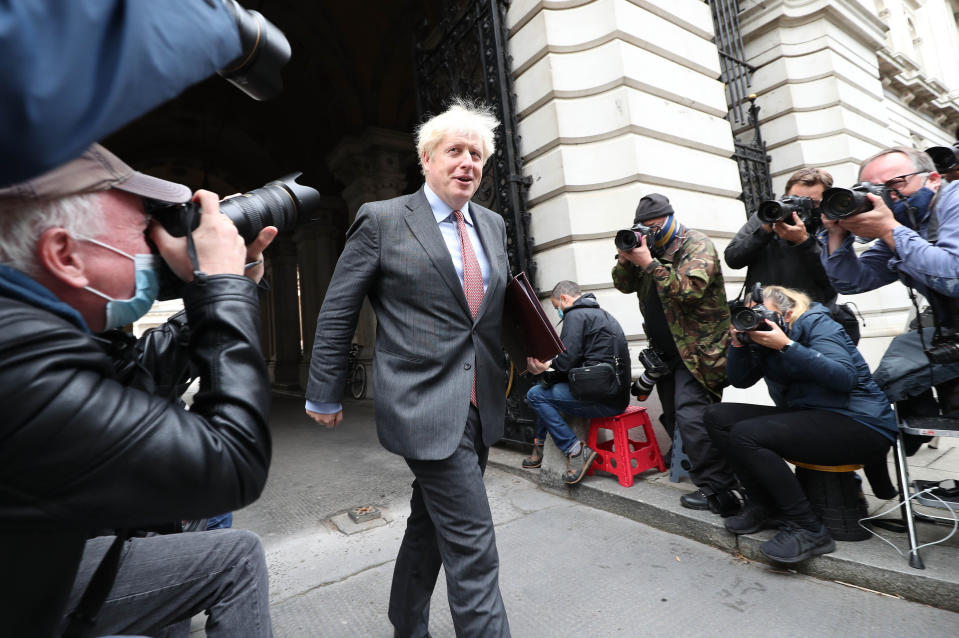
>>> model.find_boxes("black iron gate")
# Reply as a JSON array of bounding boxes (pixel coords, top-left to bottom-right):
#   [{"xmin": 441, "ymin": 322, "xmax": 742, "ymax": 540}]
[
  {"xmin": 708, "ymin": 0, "xmax": 774, "ymax": 214},
  {"xmin": 414, "ymin": 0, "xmax": 537, "ymax": 445}
]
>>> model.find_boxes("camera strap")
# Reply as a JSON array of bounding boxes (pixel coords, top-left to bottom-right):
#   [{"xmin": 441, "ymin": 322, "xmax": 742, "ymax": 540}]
[{"xmin": 62, "ymin": 530, "xmax": 130, "ymax": 638}]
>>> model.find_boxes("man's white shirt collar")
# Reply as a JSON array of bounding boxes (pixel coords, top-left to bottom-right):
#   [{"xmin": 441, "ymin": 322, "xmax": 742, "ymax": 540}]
[{"xmin": 425, "ymin": 183, "xmax": 474, "ymax": 227}]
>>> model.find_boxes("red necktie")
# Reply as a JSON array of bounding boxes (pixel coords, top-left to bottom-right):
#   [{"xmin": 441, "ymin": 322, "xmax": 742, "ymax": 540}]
[{"xmin": 454, "ymin": 210, "xmax": 484, "ymax": 405}]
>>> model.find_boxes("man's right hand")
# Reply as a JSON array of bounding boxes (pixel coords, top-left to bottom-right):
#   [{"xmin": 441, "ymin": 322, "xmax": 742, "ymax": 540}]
[
  {"xmin": 306, "ymin": 409, "xmax": 343, "ymax": 429},
  {"xmin": 150, "ymin": 189, "xmax": 247, "ymax": 281}
]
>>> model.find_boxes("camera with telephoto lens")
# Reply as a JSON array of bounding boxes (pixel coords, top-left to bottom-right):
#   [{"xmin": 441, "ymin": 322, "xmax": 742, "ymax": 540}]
[
  {"xmin": 150, "ymin": 172, "xmax": 321, "ymax": 299},
  {"xmin": 728, "ymin": 283, "xmax": 786, "ymax": 345},
  {"xmin": 820, "ymin": 182, "xmax": 887, "ymax": 220},
  {"xmin": 218, "ymin": 0, "xmax": 292, "ymax": 101},
  {"xmin": 925, "ymin": 143, "xmax": 959, "ymax": 174},
  {"xmin": 630, "ymin": 348, "xmax": 669, "ymax": 401},
  {"xmin": 614, "ymin": 223, "xmax": 655, "ymax": 252},
  {"xmin": 756, "ymin": 195, "xmax": 819, "ymax": 226}
]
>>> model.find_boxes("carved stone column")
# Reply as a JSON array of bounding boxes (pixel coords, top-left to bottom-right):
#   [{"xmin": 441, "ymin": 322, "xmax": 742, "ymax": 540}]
[{"xmin": 325, "ymin": 127, "xmax": 415, "ymax": 396}]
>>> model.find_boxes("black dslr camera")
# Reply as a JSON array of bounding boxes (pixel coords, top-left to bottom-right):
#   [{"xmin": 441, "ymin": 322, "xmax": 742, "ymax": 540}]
[
  {"xmin": 925, "ymin": 143, "xmax": 959, "ymax": 174},
  {"xmin": 614, "ymin": 223, "xmax": 655, "ymax": 252},
  {"xmin": 756, "ymin": 195, "xmax": 819, "ymax": 226},
  {"xmin": 728, "ymin": 283, "xmax": 786, "ymax": 345},
  {"xmin": 630, "ymin": 348, "xmax": 669, "ymax": 401},
  {"xmin": 820, "ymin": 182, "xmax": 887, "ymax": 220},
  {"xmin": 150, "ymin": 173, "xmax": 320, "ymax": 299}
]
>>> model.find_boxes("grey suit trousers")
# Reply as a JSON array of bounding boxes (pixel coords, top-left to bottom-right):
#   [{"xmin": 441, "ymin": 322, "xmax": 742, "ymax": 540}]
[{"xmin": 389, "ymin": 406, "xmax": 510, "ymax": 638}]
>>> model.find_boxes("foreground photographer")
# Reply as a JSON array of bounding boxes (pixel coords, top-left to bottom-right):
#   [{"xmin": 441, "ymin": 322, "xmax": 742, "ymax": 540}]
[
  {"xmin": 0, "ymin": 145, "xmax": 276, "ymax": 637},
  {"xmin": 704, "ymin": 286, "xmax": 896, "ymax": 564}
]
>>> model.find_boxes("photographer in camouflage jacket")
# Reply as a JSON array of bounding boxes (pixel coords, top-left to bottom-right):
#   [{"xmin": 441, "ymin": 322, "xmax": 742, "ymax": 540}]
[{"xmin": 612, "ymin": 193, "xmax": 740, "ymax": 516}]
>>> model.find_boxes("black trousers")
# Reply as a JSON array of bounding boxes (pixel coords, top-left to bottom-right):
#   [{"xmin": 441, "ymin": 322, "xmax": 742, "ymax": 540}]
[
  {"xmin": 389, "ymin": 405, "xmax": 510, "ymax": 638},
  {"xmin": 657, "ymin": 366, "xmax": 738, "ymax": 494},
  {"xmin": 704, "ymin": 403, "xmax": 892, "ymax": 523}
]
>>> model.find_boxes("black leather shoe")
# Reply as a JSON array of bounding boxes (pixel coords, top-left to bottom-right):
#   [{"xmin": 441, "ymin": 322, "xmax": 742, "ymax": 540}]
[
  {"xmin": 680, "ymin": 488, "xmax": 709, "ymax": 510},
  {"xmin": 707, "ymin": 489, "xmax": 743, "ymax": 517}
]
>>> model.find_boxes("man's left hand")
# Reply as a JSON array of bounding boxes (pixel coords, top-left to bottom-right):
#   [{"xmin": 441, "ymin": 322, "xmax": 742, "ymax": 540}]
[
  {"xmin": 243, "ymin": 226, "xmax": 279, "ymax": 284},
  {"xmin": 773, "ymin": 212, "xmax": 808, "ymax": 244},
  {"xmin": 526, "ymin": 357, "xmax": 552, "ymax": 375},
  {"xmin": 838, "ymin": 194, "xmax": 900, "ymax": 249}
]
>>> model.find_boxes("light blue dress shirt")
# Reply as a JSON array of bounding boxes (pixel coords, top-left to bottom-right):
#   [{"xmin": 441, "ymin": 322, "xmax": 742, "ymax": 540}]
[{"xmin": 306, "ymin": 184, "xmax": 491, "ymax": 415}]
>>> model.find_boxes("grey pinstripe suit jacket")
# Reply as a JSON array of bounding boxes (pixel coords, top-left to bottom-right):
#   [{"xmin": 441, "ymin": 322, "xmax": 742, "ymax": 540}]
[{"xmin": 306, "ymin": 187, "xmax": 508, "ymax": 460}]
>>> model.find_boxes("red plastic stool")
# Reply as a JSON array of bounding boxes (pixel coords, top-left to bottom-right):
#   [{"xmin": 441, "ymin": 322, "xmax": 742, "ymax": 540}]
[{"xmin": 586, "ymin": 406, "xmax": 666, "ymax": 487}]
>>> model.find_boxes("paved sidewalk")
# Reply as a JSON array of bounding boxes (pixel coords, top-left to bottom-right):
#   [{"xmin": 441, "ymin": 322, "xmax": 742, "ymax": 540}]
[{"xmin": 211, "ymin": 395, "xmax": 959, "ymax": 636}]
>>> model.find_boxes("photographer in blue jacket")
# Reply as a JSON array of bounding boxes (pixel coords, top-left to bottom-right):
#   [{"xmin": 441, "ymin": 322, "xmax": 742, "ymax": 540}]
[{"xmin": 703, "ymin": 286, "xmax": 897, "ymax": 564}]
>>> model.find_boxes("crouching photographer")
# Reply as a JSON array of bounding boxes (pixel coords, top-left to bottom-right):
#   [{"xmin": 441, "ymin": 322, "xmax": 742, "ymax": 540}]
[
  {"xmin": 703, "ymin": 286, "xmax": 897, "ymax": 564},
  {"xmin": 0, "ymin": 144, "xmax": 279, "ymax": 637}
]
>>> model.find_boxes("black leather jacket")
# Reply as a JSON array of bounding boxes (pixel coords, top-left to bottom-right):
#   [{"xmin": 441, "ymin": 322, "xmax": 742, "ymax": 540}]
[{"xmin": 0, "ymin": 272, "xmax": 272, "ymax": 637}]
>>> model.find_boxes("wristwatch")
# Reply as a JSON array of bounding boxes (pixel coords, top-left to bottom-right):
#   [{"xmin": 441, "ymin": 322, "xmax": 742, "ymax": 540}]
[{"xmin": 780, "ymin": 340, "xmax": 793, "ymax": 353}]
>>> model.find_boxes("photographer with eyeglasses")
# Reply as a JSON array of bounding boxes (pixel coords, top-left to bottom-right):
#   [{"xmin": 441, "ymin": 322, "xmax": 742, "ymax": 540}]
[{"xmin": 820, "ymin": 146, "xmax": 959, "ymax": 444}]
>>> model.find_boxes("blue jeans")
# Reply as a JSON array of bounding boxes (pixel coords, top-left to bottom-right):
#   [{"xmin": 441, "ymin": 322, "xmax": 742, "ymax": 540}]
[{"xmin": 526, "ymin": 382, "xmax": 622, "ymax": 454}]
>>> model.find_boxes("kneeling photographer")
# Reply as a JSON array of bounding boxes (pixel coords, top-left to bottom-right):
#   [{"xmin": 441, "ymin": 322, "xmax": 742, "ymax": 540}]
[
  {"xmin": 524, "ymin": 280, "xmax": 631, "ymax": 485},
  {"xmin": 0, "ymin": 144, "xmax": 285, "ymax": 637},
  {"xmin": 704, "ymin": 285, "xmax": 897, "ymax": 564},
  {"xmin": 820, "ymin": 146, "xmax": 959, "ymax": 435}
]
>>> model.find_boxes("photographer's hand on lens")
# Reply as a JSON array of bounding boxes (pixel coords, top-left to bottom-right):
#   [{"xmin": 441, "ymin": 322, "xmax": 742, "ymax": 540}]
[
  {"xmin": 773, "ymin": 212, "xmax": 809, "ymax": 244},
  {"xmin": 150, "ymin": 190, "xmax": 247, "ymax": 281},
  {"xmin": 616, "ymin": 234, "xmax": 653, "ymax": 268},
  {"xmin": 243, "ymin": 226, "xmax": 279, "ymax": 284},
  {"xmin": 306, "ymin": 409, "xmax": 343, "ymax": 429},
  {"xmin": 744, "ymin": 319, "xmax": 791, "ymax": 351},
  {"xmin": 837, "ymin": 194, "xmax": 900, "ymax": 248}
]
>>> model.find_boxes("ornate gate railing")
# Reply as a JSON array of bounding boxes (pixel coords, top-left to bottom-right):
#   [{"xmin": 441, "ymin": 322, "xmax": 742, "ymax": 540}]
[{"xmin": 709, "ymin": 0, "xmax": 774, "ymax": 213}]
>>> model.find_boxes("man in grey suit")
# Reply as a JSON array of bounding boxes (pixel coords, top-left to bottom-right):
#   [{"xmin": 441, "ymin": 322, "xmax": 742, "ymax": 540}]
[{"xmin": 305, "ymin": 99, "xmax": 511, "ymax": 638}]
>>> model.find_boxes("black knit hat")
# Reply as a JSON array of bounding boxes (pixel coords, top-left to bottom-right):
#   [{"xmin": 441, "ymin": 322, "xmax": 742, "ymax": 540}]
[{"xmin": 634, "ymin": 193, "xmax": 674, "ymax": 223}]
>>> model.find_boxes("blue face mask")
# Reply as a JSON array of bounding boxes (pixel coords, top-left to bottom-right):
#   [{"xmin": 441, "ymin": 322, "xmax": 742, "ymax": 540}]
[
  {"xmin": 890, "ymin": 186, "xmax": 936, "ymax": 228},
  {"xmin": 556, "ymin": 307, "xmax": 564, "ymax": 320},
  {"xmin": 78, "ymin": 236, "xmax": 160, "ymax": 330}
]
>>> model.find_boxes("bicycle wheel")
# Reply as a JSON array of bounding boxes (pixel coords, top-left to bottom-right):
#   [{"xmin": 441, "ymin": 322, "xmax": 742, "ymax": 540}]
[{"xmin": 350, "ymin": 362, "xmax": 367, "ymax": 399}]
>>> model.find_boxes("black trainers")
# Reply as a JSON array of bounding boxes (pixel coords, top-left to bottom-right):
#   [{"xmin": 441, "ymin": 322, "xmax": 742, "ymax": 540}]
[
  {"xmin": 562, "ymin": 443, "xmax": 597, "ymax": 485},
  {"xmin": 760, "ymin": 521, "xmax": 835, "ymax": 564},
  {"xmin": 723, "ymin": 504, "xmax": 780, "ymax": 535}
]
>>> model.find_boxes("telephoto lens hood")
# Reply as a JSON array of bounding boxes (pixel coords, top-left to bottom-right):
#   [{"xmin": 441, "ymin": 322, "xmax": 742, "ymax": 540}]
[{"xmin": 218, "ymin": 0, "xmax": 292, "ymax": 100}]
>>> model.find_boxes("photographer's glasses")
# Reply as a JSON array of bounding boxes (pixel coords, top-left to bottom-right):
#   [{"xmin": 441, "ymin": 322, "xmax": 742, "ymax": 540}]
[{"xmin": 883, "ymin": 171, "xmax": 927, "ymax": 191}]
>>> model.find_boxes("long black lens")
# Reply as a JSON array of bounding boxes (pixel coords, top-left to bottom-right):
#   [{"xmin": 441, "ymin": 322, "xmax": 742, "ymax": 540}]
[
  {"xmin": 757, "ymin": 200, "xmax": 787, "ymax": 224},
  {"xmin": 925, "ymin": 146, "xmax": 959, "ymax": 173},
  {"xmin": 218, "ymin": 0, "xmax": 292, "ymax": 100},
  {"xmin": 731, "ymin": 307, "xmax": 763, "ymax": 331},
  {"xmin": 220, "ymin": 173, "xmax": 320, "ymax": 243},
  {"xmin": 615, "ymin": 229, "xmax": 639, "ymax": 251},
  {"xmin": 821, "ymin": 187, "xmax": 871, "ymax": 220}
]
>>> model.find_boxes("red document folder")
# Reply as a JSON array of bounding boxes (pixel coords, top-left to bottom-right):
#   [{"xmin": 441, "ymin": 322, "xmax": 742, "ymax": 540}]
[{"xmin": 502, "ymin": 272, "xmax": 565, "ymax": 372}]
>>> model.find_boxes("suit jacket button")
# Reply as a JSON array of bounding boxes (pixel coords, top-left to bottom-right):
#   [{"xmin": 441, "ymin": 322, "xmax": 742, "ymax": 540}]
[{"xmin": 464, "ymin": 363, "xmax": 472, "ymax": 370}]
